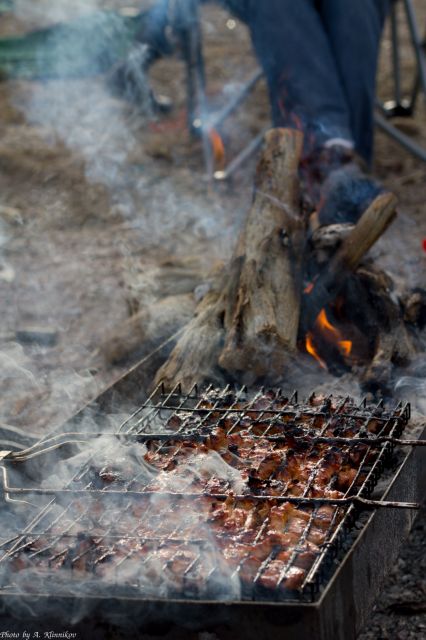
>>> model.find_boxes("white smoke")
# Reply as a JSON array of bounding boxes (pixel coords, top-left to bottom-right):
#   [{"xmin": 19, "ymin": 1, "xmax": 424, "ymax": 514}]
[
  {"xmin": 14, "ymin": 0, "xmax": 103, "ymax": 24},
  {"xmin": 10, "ymin": 0, "xmax": 234, "ymax": 254},
  {"xmin": 0, "ymin": 431, "xmax": 242, "ymax": 619},
  {"xmin": 394, "ymin": 355, "xmax": 426, "ymax": 416}
]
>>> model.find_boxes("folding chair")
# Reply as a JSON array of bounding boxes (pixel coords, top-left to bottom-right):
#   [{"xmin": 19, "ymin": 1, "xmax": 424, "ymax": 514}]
[
  {"xmin": 375, "ymin": 0, "xmax": 426, "ymax": 162},
  {"xmin": 179, "ymin": 0, "xmax": 426, "ymax": 181}
]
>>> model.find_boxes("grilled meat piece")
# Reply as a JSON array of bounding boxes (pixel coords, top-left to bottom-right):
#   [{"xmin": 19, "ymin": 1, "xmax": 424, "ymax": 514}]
[{"xmin": 4, "ymin": 389, "xmax": 399, "ymax": 601}]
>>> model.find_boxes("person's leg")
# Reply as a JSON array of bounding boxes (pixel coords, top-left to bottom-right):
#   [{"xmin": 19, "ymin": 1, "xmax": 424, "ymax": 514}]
[
  {"xmin": 318, "ymin": 0, "xmax": 390, "ymax": 164},
  {"xmin": 246, "ymin": 0, "xmax": 354, "ymax": 151},
  {"xmin": 216, "ymin": 0, "xmax": 252, "ymax": 23}
]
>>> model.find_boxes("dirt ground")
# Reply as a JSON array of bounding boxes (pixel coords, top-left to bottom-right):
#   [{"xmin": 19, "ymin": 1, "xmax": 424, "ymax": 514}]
[{"xmin": 0, "ymin": 1, "xmax": 425, "ymax": 637}]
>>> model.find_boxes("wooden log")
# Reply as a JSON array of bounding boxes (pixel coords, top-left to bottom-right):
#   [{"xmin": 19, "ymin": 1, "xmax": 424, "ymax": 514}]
[
  {"xmin": 310, "ymin": 223, "xmax": 354, "ymax": 265},
  {"xmin": 155, "ymin": 128, "xmax": 305, "ymax": 391},
  {"xmin": 218, "ymin": 128, "xmax": 305, "ymax": 378},
  {"xmin": 153, "ymin": 262, "xmax": 239, "ymax": 391},
  {"xmin": 339, "ymin": 264, "xmax": 416, "ymax": 393},
  {"xmin": 402, "ymin": 288, "xmax": 426, "ymax": 328},
  {"xmin": 299, "ymin": 192, "xmax": 398, "ymax": 336},
  {"xmin": 152, "ymin": 289, "xmax": 226, "ymax": 392},
  {"xmin": 361, "ymin": 325, "xmax": 414, "ymax": 394}
]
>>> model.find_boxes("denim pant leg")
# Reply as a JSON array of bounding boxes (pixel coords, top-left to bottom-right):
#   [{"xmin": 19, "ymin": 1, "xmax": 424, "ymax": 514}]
[
  {"xmin": 246, "ymin": 0, "xmax": 353, "ymax": 150},
  {"xmin": 318, "ymin": 0, "xmax": 390, "ymax": 163}
]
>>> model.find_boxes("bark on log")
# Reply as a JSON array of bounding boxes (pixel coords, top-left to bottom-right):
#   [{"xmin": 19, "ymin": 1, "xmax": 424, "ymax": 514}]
[
  {"xmin": 340, "ymin": 264, "xmax": 415, "ymax": 393},
  {"xmin": 155, "ymin": 128, "xmax": 305, "ymax": 391},
  {"xmin": 153, "ymin": 290, "xmax": 226, "ymax": 391},
  {"xmin": 310, "ymin": 223, "xmax": 354, "ymax": 265},
  {"xmin": 300, "ymin": 192, "xmax": 398, "ymax": 336},
  {"xmin": 218, "ymin": 128, "xmax": 305, "ymax": 378},
  {"xmin": 153, "ymin": 262, "xmax": 240, "ymax": 391},
  {"xmin": 402, "ymin": 288, "xmax": 426, "ymax": 328},
  {"xmin": 361, "ymin": 323, "xmax": 415, "ymax": 394}
]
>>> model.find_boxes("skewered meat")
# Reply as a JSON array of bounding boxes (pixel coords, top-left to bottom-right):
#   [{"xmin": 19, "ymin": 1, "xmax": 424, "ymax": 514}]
[{"xmin": 2, "ymin": 388, "xmax": 401, "ymax": 600}]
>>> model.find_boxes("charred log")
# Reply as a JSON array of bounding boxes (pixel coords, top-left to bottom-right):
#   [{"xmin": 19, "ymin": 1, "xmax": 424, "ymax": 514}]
[
  {"xmin": 299, "ymin": 192, "xmax": 398, "ymax": 337},
  {"xmin": 339, "ymin": 264, "xmax": 415, "ymax": 393},
  {"xmin": 402, "ymin": 288, "xmax": 426, "ymax": 329},
  {"xmin": 310, "ymin": 223, "xmax": 354, "ymax": 266}
]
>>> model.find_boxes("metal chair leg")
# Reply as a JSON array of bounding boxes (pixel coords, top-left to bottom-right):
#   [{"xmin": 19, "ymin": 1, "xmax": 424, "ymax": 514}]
[
  {"xmin": 376, "ymin": 0, "xmax": 426, "ymax": 161},
  {"xmin": 184, "ymin": 0, "xmax": 426, "ymax": 177},
  {"xmin": 374, "ymin": 112, "xmax": 426, "ymax": 162},
  {"xmin": 403, "ymin": 0, "xmax": 426, "ymax": 100}
]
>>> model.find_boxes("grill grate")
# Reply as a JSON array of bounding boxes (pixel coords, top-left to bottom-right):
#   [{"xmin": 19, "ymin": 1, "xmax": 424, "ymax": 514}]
[{"xmin": 0, "ymin": 384, "xmax": 410, "ymax": 603}]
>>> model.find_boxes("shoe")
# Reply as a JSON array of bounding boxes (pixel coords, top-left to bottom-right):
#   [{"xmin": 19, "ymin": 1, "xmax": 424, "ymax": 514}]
[
  {"xmin": 301, "ymin": 142, "xmax": 355, "ymax": 185},
  {"xmin": 300, "ymin": 141, "xmax": 356, "ymax": 214},
  {"xmin": 318, "ymin": 163, "xmax": 383, "ymax": 226}
]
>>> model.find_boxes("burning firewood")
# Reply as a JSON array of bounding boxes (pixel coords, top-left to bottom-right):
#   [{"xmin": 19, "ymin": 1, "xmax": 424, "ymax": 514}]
[
  {"xmin": 310, "ymin": 223, "xmax": 355, "ymax": 266},
  {"xmin": 302, "ymin": 259, "xmax": 412, "ymax": 392},
  {"xmin": 300, "ymin": 192, "xmax": 398, "ymax": 337},
  {"xmin": 352, "ymin": 266, "xmax": 416, "ymax": 392},
  {"xmin": 155, "ymin": 128, "xmax": 306, "ymax": 391},
  {"xmin": 153, "ymin": 127, "xmax": 419, "ymax": 393}
]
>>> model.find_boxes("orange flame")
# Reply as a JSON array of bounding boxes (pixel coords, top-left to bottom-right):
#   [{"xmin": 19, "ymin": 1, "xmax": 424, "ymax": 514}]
[
  {"xmin": 209, "ymin": 128, "xmax": 226, "ymax": 170},
  {"xmin": 339, "ymin": 341, "xmax": 352, "ymax": 357},
  {"xmin": 305, "ymin": 309, "xmax": 353, "ymax": 368},
  {"xmin": 317, "ymin": 309, "xmax": 337, "ymax": 334},
  {"xmin": 306, "ymin": 333, "xmax": 327, "ymax": 370}
]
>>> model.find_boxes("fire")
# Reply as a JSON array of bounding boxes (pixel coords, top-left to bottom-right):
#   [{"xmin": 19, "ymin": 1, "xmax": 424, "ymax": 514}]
[
  {"xmin": 339, "ymin": 341, "xmax": 352, "ymax": 357},
  {"xmin": 305, "ymin": 308, "xmax": 353, "ymax": 368},
  {"xmin": 209, "ymin": 128, "xmax": 226, "ymax": 170},
  {"xmin": 306, "ymin": 332, "xmax": 327, "ymax": 370},
  {"xmin": 317, "ymin": 309, "xmax": 338, "ymax": 334}
]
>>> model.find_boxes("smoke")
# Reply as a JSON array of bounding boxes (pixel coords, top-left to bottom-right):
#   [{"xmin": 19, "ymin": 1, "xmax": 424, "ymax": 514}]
[
  {"xmin": 0, "ymin": 429, "xmax": 242, "ymax": 627},
  {"xmin": 14, "ymin": 0, "xmax": 104, "ymax": 24},
  {"xmin": 0, "ymin": 0, "xmax": 236, "ymax": 448},
  {"xmin": 14, "ymin": 0, "xmax": 142, "ymax": 197},
  {"xmin": 394, "ymin": 355, "xmax": 426, "ymax": 416},
  {"xmin": 9, "ymin": 0, "xmax": 236, "ymax": 255}
]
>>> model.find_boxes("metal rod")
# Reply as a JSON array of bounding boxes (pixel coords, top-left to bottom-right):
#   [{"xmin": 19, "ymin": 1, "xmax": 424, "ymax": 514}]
[
  {"xmin": 213, "ymin": 127, "xmax": 267, "ymax": 181},
  {"xmin": 375, "ymin": 112, "xmax": 426, "ymax": 162},
  {"xmin": 208, "ymin": 69, "xmax": 264, "ymax": 130},
  {"xmin": 30, "ymin": 432, "xmax": 422, "ymax": 448},
  {"xmin": 116, "ymin": 404, "xmax": 402, "ymax": 418},
  {"xmin": 177, "ymin": 0, "xmax": 214, "ymax": 180},
  {"xmin": 391, "ymin": 1, "xmax": 403, "ymax": 106},
  {"xmin": 1, "ymin": 405, "xmax": 412, "ymax": 463},
  {"xmin": 2, "ymin": 485, "xmax": 419, "ymax": 509},
  {"xmin": 408, "ymin": 25, "xmax": 426, "ymax": 110},
  {"xmin": 409, "ymin": 70, "xmax": 421, "ymax": 112},
  {"xmin": 267, "ymin": 435, "xmax": 424, "ymax": 447},
  {"xmin": 404, "ymin": 0, "xmax": 426, "ymax": 98}
]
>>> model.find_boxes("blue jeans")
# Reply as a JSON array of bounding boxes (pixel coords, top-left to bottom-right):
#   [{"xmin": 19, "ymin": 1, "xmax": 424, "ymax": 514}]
[{"xmin": 235, "ymin": 0, "xmax": 389, "ymax": 163}]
